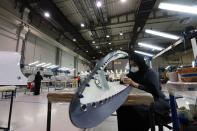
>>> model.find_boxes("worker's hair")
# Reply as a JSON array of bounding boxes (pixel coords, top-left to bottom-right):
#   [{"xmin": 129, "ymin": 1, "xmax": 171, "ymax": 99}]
[{"xmin": 129, "ymin": 51, "xmax": 149, "ymax": 72}]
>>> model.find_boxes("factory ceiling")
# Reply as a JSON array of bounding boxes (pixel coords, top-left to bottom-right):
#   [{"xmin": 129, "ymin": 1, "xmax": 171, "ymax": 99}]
[{"xmin": 17, "ymin": 0, "xmax": 197, "ymax": 60}]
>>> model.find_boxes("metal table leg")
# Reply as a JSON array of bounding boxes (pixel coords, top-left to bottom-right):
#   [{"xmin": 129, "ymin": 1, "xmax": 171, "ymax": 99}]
[
  {"xmin": 40, "ymin": 85, "xmax": 42, "ymax": 93},
  {"xmin": 7, "ymin": 91, "xmax": 14, "ymax": 130},
  {"xmin": 169, "ymin": 94, "xmax": 180, "ymax": 131},
  {"xmin": 0, "ymin": 91, "xmax": 14, "ymax": 131},
  {"xmin": 47, "ymin": 102, "xmax": 52, "ymax": 131},
  {"xmin": 149, "ymin": 103, "xmax": 155, "ymax": 131},
  {"xmin": 48, "ymin": 83, "xmax": 50, "ymax": 92},
  {"xmin": 55, "ymin": 82, "xmax": 56, "ymax": 90}
]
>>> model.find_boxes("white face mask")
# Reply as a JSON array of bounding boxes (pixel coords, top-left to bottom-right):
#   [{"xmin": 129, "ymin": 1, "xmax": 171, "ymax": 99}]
[{"xmin": 130, "ymin": 66, "xmax": 139, "ymax": 73}]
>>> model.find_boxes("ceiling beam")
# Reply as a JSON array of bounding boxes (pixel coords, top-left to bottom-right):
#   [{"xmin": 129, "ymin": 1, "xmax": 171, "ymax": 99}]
[
  {"xmin": 109, "ymin": 9, "xmax": 175, "ymax": 19},
  {"xmin": 80, "ymin": 15, "xmax": 178, "ymax": 34},
  {"xmin": 129, "ymin": 0, "xmax": 157, "ymax": 50},
  {"xmin": 108, "ymin": 9, "xmax": 176, "ymax": 27},
  {"xmin": 92, "ymin": 39, "xmax": 130, "ymax": 46}
]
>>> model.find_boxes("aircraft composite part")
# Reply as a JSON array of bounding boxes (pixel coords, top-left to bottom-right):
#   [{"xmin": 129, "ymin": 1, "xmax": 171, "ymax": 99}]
[
  {"xmin": 0, "ymin": 51, "xmax": 27, "ymax": 85},
  {"xmin": 69, "ymin": 50, "xmax": 131, "ymax": 128}
]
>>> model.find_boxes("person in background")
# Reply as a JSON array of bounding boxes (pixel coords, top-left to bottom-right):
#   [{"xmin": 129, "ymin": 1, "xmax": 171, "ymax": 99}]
[
  {"xmin": 34, "ymin": 71, "xmax": 43, "ymax": 95},
  {"xmin": 117, "ymin": 52, "xmax": 170, "ymax": 131},
  {"xmin": 77, "ymin": 72, "xmax": 81, "ymax": 87}
]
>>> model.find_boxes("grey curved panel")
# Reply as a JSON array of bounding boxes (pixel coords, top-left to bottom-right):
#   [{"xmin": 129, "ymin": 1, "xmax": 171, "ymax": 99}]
[{"xmin": 69, "ymin": 50, "xmax": 130, "ymax": 128}]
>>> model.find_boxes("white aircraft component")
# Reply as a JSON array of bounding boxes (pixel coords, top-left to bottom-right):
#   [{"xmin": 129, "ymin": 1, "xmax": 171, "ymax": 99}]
[
  {"xmin": 80, "ymin": 81, "xmax": 127, "ymax": 104},
  {"xmin": 69, "ymin": 50, "xmax": 130, "ymax": 128},
  {"xmin": 0, "ymin": 51, "xmax": 27, "ymax": 85}
]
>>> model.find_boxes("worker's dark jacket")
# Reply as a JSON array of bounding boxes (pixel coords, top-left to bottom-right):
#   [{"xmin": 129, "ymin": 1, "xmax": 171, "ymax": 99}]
[{"xmin": 127, "ymin": 68, "xmax": 170, "ymax": 117}]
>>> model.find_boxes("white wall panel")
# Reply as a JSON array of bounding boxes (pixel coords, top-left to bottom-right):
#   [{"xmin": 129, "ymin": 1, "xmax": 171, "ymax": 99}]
[
  {"xmin": 152, "ymin": 49, "xmax": 194, "ymax": 71},
  {"xmin": 78, "ymin": 59, "xmax": 90, "ymax": 72},
  {"xmin": 25, "ymin": 33, "xmax": 56, "ymax": 64},
  {"xmin": 35, "ymin": 37, "xmax": 56, "ymax": 64},
  {"xmin": 61, "ymin": 51, "xmax": 74, "ymax": 68},
  {"xmin": 0, "ymin": 31, "xmax": 16, "ymax": 51},
  {"xmin": 152, "ymin": 57, "xmax": 168, "ymax": 71},
  {"xmin": 0, "ymin": 14, "xmax": 89, "ymax": 69},
  {"xmin": 0, "ymin": 17, "xmax": 18, "ymax": 51},
  {"xmin": 181, "ymin": 51, "xmax": 194, "ymax": 65},
  {"xmin": 25, "ymin": 34, "xmax": 36, "ymax": 64}
]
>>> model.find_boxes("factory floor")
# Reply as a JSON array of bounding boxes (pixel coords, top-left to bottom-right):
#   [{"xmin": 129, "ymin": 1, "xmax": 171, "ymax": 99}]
[{"xmin": 0, "ymin": 88, "xmax": 192, "ymax": 131}]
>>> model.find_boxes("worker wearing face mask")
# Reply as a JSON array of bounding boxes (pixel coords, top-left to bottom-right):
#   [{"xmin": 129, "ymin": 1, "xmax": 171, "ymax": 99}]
[{"xmin": 117, "ymin": 52, "xmax": 170, "ymax": 131}]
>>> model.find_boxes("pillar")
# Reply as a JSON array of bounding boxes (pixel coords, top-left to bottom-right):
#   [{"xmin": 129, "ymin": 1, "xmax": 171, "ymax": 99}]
[
  {"xmin": 55, "ymin": 48, "xmax": 62, "ymax": 66},
  {"xmin": 191, "ymin": 38, "xmax": 197, "ymax": 58},
  {"xmin": 74, "ymin": 56, "xmax": 78, "ymax": 76}
]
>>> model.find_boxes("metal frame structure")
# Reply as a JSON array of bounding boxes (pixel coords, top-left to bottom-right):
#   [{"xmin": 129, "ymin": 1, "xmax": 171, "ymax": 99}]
[{"xmin": 129, "ymin": 0, "xmax": 157, "ymax": 50}]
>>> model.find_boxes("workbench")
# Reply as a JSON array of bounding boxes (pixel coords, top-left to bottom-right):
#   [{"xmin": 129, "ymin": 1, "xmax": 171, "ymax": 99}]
[
  {"xmin": 41, "ymin": 80, "xmax": 51, "ymax": 92},
  {"xmin": 46, "ymin": 87, "xmax": 155, "ymax": 131}
]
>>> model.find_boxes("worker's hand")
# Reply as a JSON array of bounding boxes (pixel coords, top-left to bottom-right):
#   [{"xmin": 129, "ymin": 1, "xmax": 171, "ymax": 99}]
[
  {"xmin": 120, "ymin": 74, "xmax": 126, "ymax": 82},
  {"xmin": 122, "ymin": 77, "xmax": 139, "ymax": 88}
]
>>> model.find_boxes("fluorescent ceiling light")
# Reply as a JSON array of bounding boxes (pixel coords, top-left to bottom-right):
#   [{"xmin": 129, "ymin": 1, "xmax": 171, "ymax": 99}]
[
  {"xmin": 49, "ymin": 65, "xmax": 59, "ymax": 69},
  {"xmin": 70, "ymin": 68, "xmax": 75, "ymax": 71},
  {"xmin": 92, "ymin": 41, "xmax": 95, "ymax": 44},
  {"xmin": 58, "ymin": 67, "xmax": 62, "ymax": 70},
  {"xmin": 46, "ymin": 65, "xmax": 54, "ymax": 68},
  {"xmin": 73, "ymin": 38, "xmax": 76, "ymax": 42},
  {"xmin": 108, "ymin": 42, "xmax": 111, "ymax": 45},
  {"xmin": 138, "ymin": 42, "xmax": 163, "ymax": 51},
  {"xmin": 59, "ymin": 67, "xmax": 69, "ymax": 71},
  {"xmin": 44, "ymin": 12, "xmax": 50, "ymax": 18},
  {"xmin": 106, "ymin": 35, "xmax": 110, "ymax": 38},
  {"xmin": 159, "ymin": 3, "xmax": 197, "ymax": 15},
  {"xmin": 28, "ymin": 61, "xmax": 39, "ymax": 66},
  {"xmin": 80, "ymin": 23, "xmax": 85, "ymax": 27},
  {"xmin": 120, "ymin": 0, "xmax": 127, "ymax": 3},
  {"xmin": 165, "ymin": 66, "xmax": 170, "ymax": 70},
  {"xmin": 36, "ymin": 63, "xmax": 46, "ymax": 67},
  {"xmin": 134, "ymin": 50, "xmax": 153, "ymax": 57},
  {"xmin": 96, "ymin": 46, "xmax": 99, "ymax": 48},
  {"xmin": 42, "ymin": 63, "xmax": 51, "ymax": 67},
  {"xmin": 86, "ymin": 50, "xmax": 88, "ymax": 52},
  {"xmin": 47, "ymin": 65, "xmax": 57, "ymax": 68},
  {"xmin": 145, "ymin": 29, "xmax": 179, "ymax": 40},
  {"xmin": 51, "ymin": 66, "xmax": 59, "ymax": 69},
  {"xmin": 96, "ymin": 1, "xmax": 102, "ymax": 8},
  {"xmin": 119, "ymin": 32, "xmax": 123, "ymax": 36},
  {"xmin": 66, "ymin": 68, "xmax": 75, "ymax": 72}
]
